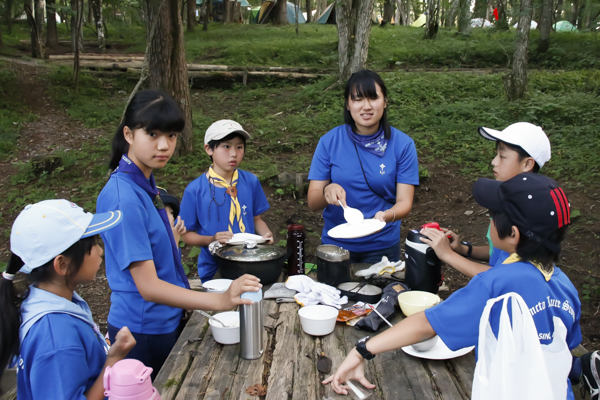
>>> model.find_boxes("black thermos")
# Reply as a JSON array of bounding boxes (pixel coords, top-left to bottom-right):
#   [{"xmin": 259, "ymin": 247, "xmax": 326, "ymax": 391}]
[{"xmin": 404, "ymin": 229, "xmax": 443, "ymax": 294}]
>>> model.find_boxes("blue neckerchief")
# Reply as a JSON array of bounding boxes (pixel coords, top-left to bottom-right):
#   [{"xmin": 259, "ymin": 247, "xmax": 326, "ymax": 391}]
[
  {"xmin": 115, "ymin": 155, "xmax": 190, "ymax": 289},
  {"xmin": 346, "ymin": 124, "xmax": 387, "ymax": 157}
]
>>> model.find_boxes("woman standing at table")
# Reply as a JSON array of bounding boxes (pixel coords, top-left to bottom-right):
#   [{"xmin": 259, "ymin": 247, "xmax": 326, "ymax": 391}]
[{"xmin": 307, "ymin": 70, "xmax": 419, "ymax": 263}]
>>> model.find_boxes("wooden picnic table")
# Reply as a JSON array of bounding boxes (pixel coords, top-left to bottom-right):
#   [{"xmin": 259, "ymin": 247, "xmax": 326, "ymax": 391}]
[{"xmin": 153, "ymin": 288, "xmax": 478, "ymax": 400}]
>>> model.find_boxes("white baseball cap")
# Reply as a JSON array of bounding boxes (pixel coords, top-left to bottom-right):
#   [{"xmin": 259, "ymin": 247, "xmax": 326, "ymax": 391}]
[
  {"xmin": 204, "ymin": 119, "xmax": 251, "ymax": 145},
  {"xmin": 478, "ymin": 122, "xmax": 551, "ymax": 168},
  {"xmin": 10, "ymin": 199, "xmax": 123, "ymax": 274}
]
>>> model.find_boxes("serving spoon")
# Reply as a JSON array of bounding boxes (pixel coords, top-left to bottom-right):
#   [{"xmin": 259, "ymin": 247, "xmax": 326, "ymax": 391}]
[
  {"xmin": 195, "ymin": 309, "xmax": 228, "ymax": 327},
  {"xmin": 338, "ymin": 200, "xmax": 364, "ymax": 225}
]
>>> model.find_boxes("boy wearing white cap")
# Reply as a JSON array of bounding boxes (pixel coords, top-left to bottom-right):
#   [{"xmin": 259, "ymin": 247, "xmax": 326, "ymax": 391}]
[
  {"xmin": 444, "ymin": 122, "xmax": 552, "ymax": 277},
  {"xmin": 180, "ymin": 120, "xmax": 274, "ymax": 282},
  {"xmin": 0, "ymin": 200, "xmax": 136, "ymax": 400}
]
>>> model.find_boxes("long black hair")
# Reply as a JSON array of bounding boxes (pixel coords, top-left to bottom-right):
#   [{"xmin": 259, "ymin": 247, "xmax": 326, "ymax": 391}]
[
  {"xmin": 490, "ymin": 210, "xmax": 567, "ymax": 271},
  {"xmin": 343, "ymin": 69, "xmax": 392, "ymax": 139},
  {"xmin": 0, "ymin": 237, "xmax": 96, "ymax": 382},
  {"xmin": 109, "ymin": 90, "xmax": 185, "ymax": 171}
]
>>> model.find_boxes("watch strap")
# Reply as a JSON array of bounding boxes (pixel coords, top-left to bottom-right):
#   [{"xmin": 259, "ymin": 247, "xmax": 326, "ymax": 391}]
[
  {"xmin": 355, "ymin": 336, "xmax": 375, "ymax": 360},
  {"xmin": 461, "ymin": 241, "xmax": 473, "ymax": 258}
]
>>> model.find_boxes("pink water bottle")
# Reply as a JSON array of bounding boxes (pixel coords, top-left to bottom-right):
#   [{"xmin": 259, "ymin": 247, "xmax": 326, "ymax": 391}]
[{"xmin": 104, "ymin": 359, "xmax": 161, "ymax": 400}]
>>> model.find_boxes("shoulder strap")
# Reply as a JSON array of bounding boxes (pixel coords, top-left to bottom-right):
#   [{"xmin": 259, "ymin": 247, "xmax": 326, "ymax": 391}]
[{"xmin": 352, "ymin": 142, "xmax": 395, "ymax": 205}]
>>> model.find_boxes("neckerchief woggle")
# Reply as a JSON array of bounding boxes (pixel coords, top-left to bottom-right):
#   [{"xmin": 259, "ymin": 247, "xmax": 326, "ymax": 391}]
[
  {"xmin": 208, "ymin": 166, "xmax": 246, "ymax": 233},
  {"xmin": 115, "ymin": 155, "xmax": 190, "ymax": 289},
  {"xmin": 346, "ymin": 124, "xmax": 388, "ymax": 157}
]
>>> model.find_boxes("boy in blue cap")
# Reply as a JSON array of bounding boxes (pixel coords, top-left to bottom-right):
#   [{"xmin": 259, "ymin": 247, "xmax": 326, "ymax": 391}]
[{"xmin": 324, "ymin": 173, "xmax": 582, "ymax": 400}]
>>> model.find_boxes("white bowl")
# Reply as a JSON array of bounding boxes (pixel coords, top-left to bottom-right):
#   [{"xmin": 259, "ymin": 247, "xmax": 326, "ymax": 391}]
[
  {"xmin": 397, "ymin": 290, "xmax": 441, "ymax": 317},
  {"xmin": 202, "ymin": 279, "xmax": 233, "ymax": 293},
  {"xmin": 209, "ymin": 311, "xmax": 240, "ymax": 344},
  {"xmin": 298, "ymin": 305, "xmax": 338, "ymax": 336},
  {"xmin": 412, "ymin": 335, "xmax": 439, "ymax": 352}
]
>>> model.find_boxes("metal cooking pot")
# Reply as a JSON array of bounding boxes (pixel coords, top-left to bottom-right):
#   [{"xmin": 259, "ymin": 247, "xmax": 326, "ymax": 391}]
[{"xmin": 210, "ymin": 240, "xmax": 288, "ymax": 285}]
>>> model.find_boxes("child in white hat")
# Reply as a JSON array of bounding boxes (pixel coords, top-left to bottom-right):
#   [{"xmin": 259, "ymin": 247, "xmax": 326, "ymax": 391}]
[{"xmin": 0, "ymin": 199, "xmax": 136, "ymax": 400}]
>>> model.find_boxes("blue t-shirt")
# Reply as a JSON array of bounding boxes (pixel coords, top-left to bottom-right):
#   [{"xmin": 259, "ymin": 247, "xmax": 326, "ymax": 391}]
[
  {"xmin": 308, "ymin": 125, "xmax": 419, "ymax": 252},
  {"xmin": 97, "ymin": 172, "xmax": 185, "ymax": 335},
  {"xmin": 426, "ymin": 259, "xmax": 582, "ymax": 399},
  {"xmin": 179, "ymin": 169, "xmax": 270, "ymax": 281},
  {"xmin": 17, "ymin": 313, "xmax": 107, "ymax": 400}
]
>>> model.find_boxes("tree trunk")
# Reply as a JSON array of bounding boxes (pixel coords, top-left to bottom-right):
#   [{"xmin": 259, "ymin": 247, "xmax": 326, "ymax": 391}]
[
  {"xmin": 187, "ymin": 0, "xmax": 196, "ymax": 30},
  {"xmin": 383, "ymin": 0, "xmax": 394, "ymax": 22},
  {"xmin": 496, "ymin": 0, "xmax": 509, "ymax": 29},
  {"xmin": 336, "ymin": 0, "xmax": 374, "ymax": 81},
  {"xmin": 223, "ymin": 0, "xmax": 230, "ymax": 22},
  {"xmin": 46, "ymin": 0, "xmax": 59, "ymax": 47},
  {"xmin": 395, "ymin": 0, "xmax": 401, "ymax": 24},
  {"xmin": 446, "ymin": 0, "xmax": 459, "ymax": 26},
  {"xmin": 5, "ymin": 0, "xmax": 13, "ymax": 34},
  {"xmin": 0, "ymin": 26, "xmax": 3, "ymax": 47},
  {"xmin": 306, "ymin": 0, "xmax": 311, "ymax": 22},
  {"xmin": 458, "ymin": 0, "xmax": 471, "ymax": 33},
  {"xmin": 35, "ymin": 0, "xmax": 46, "ymax": 54},
  {"xmin": 473, "ymin": 0, "xmax": 486, "ymax": 17},
  {"xmin": 538, "ymin": 0, "xmax": 552, "ymax": 52},
  {"xmin": 74, "ymin": 0, "xmax": 84, "ymax": 92},
  {"xmin": 202, "ymin": 0, "xmax": 209, "ymax": 30},
  {"xmin": 569, "ymin": 0, "xmax": 578, "ymax": 25},
  {"xmin": 503, "ymin": 0, "xmax": 532, "ymax": 100},
  {"xmin": 90, "ymin": 0, "xmax": 105, "ymax": 51},
  {"xmin": 315, "ymin": 0, "xmax": 327, "ymax": 18},
  {"xmin": 24, "ymin": 0, "xmax": 44, "ymax": 58},
  {"xmin": 71, "ymin": 0, "xmax": 83, "ymax": 53},
  {"xmin": 274, "ymin": 0, "xmax": 288, "ymax": 24},
  {"xmin": 554, "ymin": 0, "xmax": 562, "ymax": 21},
  {"xmin": 147, "ymin": 0, "xmax": 194, "ymax": 155},
  {"xmin": 425, "ymin": 0, "xmax": 440, "ymax": 38}
]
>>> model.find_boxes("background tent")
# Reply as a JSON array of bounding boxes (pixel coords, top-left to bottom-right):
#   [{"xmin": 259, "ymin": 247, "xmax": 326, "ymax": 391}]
[
  {"xmin": 254, "ymin": 1, "xmax": 305, "ymax": 24},
  {"xmin": 513, "ymin": 20, "xmax": 538, "ymax": 29},
  {"xmin": 470, "ymin": 18, "xmax": 493, "ymax": 28},
  {"xmin": 410, "ymin": 14, "xmax": 426, "ymax": 27},
  {"xmin": 317, "ymin": 3, "xmax": 336, "ymax": 24},
  {"xmin": 553, "ymin": 20, "xmax": 576, "ymax": 31}
]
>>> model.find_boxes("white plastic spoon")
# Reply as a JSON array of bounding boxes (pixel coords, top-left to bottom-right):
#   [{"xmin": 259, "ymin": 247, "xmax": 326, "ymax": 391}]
[
  {"xmin": 338, "ymin": 200, "xmax": 365, "ymax": 225},
  {"xmin": 195, "ymin": 310, "xmax": 228, "ymax": 327}
]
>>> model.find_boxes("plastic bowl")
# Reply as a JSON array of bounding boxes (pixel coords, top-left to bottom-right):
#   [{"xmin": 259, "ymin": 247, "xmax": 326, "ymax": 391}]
[
  {"xmin": 412, "ymin": 335, "xmax": 439, "ymax": 352},
  {"xmin": 298, "ymin": 305, "xmax": 338, "ymax": 336},
  {"xmin": 202, "ymin": 279, "xmax": 233, "ymax": 293},
  {"xmin": 397, "ymin": 291, "xmax": 441, "ymax": 317},
  {"xmin": 209, "ymin": 311, "xmax": 240, "ymax": 345}
]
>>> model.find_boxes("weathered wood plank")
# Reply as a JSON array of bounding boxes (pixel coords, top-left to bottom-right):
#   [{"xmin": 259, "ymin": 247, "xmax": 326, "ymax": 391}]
[
  {"xmin": 155, "ymin": 312, "xmax": 208, "ymax": 400},
  {"xmin": 427, "ymin": 359, "xmax": 469, "ymax": 400},
  {"xmin": 291, "ymin": 319, "xmax": 320, "ymax": 400},
  {"xmin": 319, "ymin": 319, "xmax": 358, "ymax": 400},
  {"xmin": 448, "ymin": 353, "xmax": 476, "ymax": 398},
  {"xmin": 265, "ymin": 302, "xmax": 300, "ymax": 400}
]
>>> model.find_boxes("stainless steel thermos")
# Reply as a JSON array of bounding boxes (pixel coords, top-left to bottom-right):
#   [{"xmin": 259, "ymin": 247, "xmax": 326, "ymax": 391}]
[{"xmin": 239, "ymin": 289, "xmax": 263, "ymax": 360}]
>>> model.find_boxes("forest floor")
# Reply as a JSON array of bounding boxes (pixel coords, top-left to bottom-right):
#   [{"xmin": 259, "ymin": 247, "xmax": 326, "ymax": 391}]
[{"xmin": 0, "ymin": 48, "xmax": 599, "ymax": 351}]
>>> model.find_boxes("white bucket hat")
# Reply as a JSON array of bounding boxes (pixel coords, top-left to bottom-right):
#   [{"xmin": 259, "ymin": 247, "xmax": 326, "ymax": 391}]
[
  {"xmin": 478, "ymin": 122, "xmax": 551, "ymax": 168},
  {"xmin": 10, "ymin": 199, "xmax": 122, "ymax": 274}
]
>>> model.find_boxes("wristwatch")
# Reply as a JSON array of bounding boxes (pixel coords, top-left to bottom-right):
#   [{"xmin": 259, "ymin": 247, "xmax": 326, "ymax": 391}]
[
  {"xmin": 461, "ymin": 241, "xmax": 473, "ymax": 258},
  {"xmin": 355, "ymin": 336, "xmax": 375, "ymax": 360}
]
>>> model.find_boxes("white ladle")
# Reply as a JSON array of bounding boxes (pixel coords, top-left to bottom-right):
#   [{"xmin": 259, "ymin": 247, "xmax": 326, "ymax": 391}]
[
  {"xmin": 338, "ymin": 200, "xmax": 364, "ymax": 225},
  {"xmin": 195, "ymin": 310, "xmax": 228, "ymax": 328}
]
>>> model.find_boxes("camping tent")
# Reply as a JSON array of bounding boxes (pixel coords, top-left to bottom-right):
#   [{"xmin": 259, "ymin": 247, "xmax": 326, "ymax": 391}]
[
  {"xmin": 470, "ymin": 18, "xmax": 492, "ymax": 28},
  {"xmin": 410, "ymin": 13, "xmax": 426, "ymax": 27},
  {"xmin": 254, "ymin": 1, "xmax": 305, "ymax": 24},
  {"xmin": 197, "ymin": 0, "xmax": 251, "ymax": 6},
  {"xmin": 512, "ymin": 20, "xmax": 538, "ymax": 29},
  {"xmin": 553, "ymin": 20, "xmax": 576, "ymax": 31},
  {"xmin": 317, "ymin": 3, "xmax": 336, "ymax": 24}
]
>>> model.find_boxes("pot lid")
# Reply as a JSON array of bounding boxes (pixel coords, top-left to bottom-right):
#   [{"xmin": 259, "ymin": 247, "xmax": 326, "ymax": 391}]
[
  {"xmin": 316, "ymin": 244, "xmax": 349, "ymax": 261},
  {"xmin": 216, "ymin": 243, "xmax": 287, "ymax": 262}
]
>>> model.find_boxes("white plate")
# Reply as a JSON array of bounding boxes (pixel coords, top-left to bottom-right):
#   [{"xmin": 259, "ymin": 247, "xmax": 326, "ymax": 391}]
[
  {"xmin": 327, "ymin": 219, "xmax": 386, "ymax": 239},
  {"xmin": 401, "ymin": 336, "xmax": 474, "ymax": 360},
  {"xmin": 226, "ymin": 233, "xmax": 268, "ymax": 245},
  {"xmin": 202, "ymin": 279, "xmax": 233, "ymax": 293}
]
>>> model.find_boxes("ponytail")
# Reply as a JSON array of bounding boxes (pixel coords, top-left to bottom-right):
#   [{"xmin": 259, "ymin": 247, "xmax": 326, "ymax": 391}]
[
  {"xmin": 0, "ymin": 253, "xmax": 26, "ymax": 382},
  {"xmin": 109, "ymin": 90, "xmax": 185, "ymax": 171},
  {"xmin": 0, "ymin": 236, "xmax": 97, "ymax": 381}
]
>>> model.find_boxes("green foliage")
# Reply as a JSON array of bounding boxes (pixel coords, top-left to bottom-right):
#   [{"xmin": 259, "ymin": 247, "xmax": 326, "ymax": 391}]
[{"xmin": 582, "ymin": 275, "xmax": 600, "ymax": 303}]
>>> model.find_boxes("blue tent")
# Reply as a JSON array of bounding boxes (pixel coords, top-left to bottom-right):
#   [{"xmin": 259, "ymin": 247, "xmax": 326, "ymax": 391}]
[
  {"xmin": 253, "ymin": 1, "xmax": 305, "ymax": 24},
  {"xmin": 317, "ymin": 3, "xmax": 335, "ymax": 24}
]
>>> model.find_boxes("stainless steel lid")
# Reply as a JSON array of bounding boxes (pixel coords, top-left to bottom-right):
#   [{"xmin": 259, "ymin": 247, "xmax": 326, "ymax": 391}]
[
  {"xmin": 215, "ymin": 243, "xmax": 287, "ymax": 262},
  {"xmin": 316, "ymin": 244, "xmax": 350, "ymax": 261}
]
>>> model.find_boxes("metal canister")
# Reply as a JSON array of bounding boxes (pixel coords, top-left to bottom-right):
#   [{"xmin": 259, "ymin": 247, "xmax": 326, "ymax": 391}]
[
  {"xmin": 316, "ymin": 244, "xmax": 350, "ymax": 287},
  {"xmin": 239, "ymin": 289, "xmax": 263, "ymax": 360}
]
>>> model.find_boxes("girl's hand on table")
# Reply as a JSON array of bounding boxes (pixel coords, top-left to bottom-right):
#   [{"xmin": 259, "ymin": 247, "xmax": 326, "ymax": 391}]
[
  {"xmin": 323, "ymin": 183, "xmax": 346, "ymax": 206},
  {"xmin": 214, "ymin": 231, "xmax": 234, "ymax": 244},
  {"xmin": 223, "ymin": 274, "xmax": 262, "ymax": 308},
  {"xmin": 108, "ymin": 326, "xmax": 136, "ymax": 361},
  {"xmin": 420, "ymin": 228, "xmax": 453, "ymax": 262},
  {"xmin": 262, "ymin": 231, "xmax": 274, "ymax": 244},
  {"xmin": 322, "ymin": 349, "xmax": 376, "ymax": 395}
]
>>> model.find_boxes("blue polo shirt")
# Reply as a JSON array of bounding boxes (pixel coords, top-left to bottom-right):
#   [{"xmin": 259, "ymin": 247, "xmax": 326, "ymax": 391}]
[
  {"xmin": 179, "ymin": 169, "xmax": 270, "ymax": 282},
  {"xmin": 97, "ymin": 172, "xmax": 185, "ymax": 335},
  {"xmin": 426, "ymin": 259, "xmax": 581, "ymax": 399},
  {"xmin": 308, "ymin": 124, "xmax": 419, "ymax": 252},
  {"xmin": 17, "ymin": 313, "xmax": 106, "ymax": 400}
]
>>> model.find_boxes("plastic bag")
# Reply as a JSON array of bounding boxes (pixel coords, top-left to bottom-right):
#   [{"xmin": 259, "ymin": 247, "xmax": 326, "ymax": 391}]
[{"xmin": 472, "ymin": 292, "xmax": 571, "ymax": 400}]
